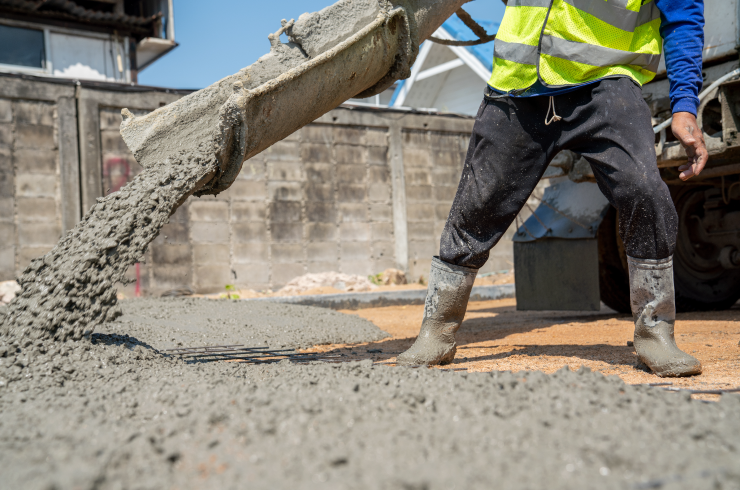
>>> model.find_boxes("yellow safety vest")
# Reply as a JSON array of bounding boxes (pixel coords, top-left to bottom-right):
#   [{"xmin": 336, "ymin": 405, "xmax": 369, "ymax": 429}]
[{"xmin": 488, "ymin": 0, "xmax": 663, "ymax": 93}]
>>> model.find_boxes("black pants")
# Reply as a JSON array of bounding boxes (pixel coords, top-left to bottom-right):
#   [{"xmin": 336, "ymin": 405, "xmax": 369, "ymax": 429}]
[{"xmin": 440, "ymin": 77, "xmax": 678, "ymax": 269}]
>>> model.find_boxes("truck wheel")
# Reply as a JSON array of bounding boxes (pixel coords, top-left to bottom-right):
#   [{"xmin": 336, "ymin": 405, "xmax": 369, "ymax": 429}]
[
  {"xmin": 672, "ymin": 186, "xmax": 740, "ymax": 311},
  {"xmin": 598, "ymin": 206, "xmax": 631, "ymax": 313}
]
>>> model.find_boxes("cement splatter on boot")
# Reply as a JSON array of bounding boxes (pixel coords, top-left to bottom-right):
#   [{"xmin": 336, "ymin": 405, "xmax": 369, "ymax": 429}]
[
  {"xmin": 628, "ymin": 256, "xmax": 702, "ymax": 377},
  {"xmin": 396, "ymin": 257, "xmax": 476, "ymax": 366}
]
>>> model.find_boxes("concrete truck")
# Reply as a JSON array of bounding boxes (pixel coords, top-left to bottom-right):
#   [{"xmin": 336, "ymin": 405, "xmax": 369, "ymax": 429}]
[{"xmin": 513, "ymin": 0, "xmax": 740, "ymax": 313}]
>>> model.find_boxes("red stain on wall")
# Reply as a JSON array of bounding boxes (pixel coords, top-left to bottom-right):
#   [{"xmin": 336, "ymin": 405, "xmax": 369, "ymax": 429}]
[{"xmin": 103, "ymin": 156, "xmax": 131, "ymax": 194}]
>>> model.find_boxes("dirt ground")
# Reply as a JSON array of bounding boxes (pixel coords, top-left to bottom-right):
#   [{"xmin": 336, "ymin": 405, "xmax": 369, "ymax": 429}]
[
  {"xmin": 201, "ymin": 271, "xmax": 514, "ymax": 299},
  {"xmin": 306, "ymin": 298, "xmax": 740, "ymax": 399}
]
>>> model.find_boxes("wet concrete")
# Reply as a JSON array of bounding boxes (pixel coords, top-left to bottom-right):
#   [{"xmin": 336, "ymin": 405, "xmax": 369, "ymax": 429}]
[
  {"xmin": 1, "ymin": 146, "xmax": 217, "ymax": 342},
  {"xmin": 1, "ymin": 299, "xmax": 739, "ymax": 490},
  {"xmin": 101, "ymin": 297, "xmax": 390, "ymax": 350}
]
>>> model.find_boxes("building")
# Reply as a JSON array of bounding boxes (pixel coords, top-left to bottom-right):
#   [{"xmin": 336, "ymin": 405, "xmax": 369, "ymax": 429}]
[
  {"xmin": 390, "ymin": 16, "xmax": 498, "ymax": 115},
  {"xmin": 0, "ymin": 0, "xmax": 176, "ymax": 83},
  {"xmin": 0, "ymin": 0, "xmax": 184, "ymax": 291}
]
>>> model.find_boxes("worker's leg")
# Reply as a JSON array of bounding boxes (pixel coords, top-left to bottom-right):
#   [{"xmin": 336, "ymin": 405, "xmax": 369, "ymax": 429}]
[
  {"xmin": 559, "ymin": 77, "xmax": 677, "ymax": 260},
  {"xmin": 560, "ymin": 77, "xmax": 700, "ymax": 377},
  {"xmin": 439, "ymin": 93, "xmax": 557, "ymax": 268},
  {"xmin": 397, "ymin": 92, "xmax": 557, "ymax": 366}
]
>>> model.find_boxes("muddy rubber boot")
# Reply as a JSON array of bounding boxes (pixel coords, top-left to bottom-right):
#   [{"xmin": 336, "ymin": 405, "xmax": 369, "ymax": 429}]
[
  {"xmin": 396, "ymin": 257, "xmax": 477, "ymax": 366},
  {"xmin": 628, "ymin": 256, "xmax": 702, "ymax": 377}
]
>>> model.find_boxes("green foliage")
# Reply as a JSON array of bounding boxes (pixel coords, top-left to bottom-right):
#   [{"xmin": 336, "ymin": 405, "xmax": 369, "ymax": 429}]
[
  {"xmin": 368, "ymin": 273, "xmax": 383, "ymax": 286},
  {"xmin": 221, "ymin": 284, "xmax": 240, "ymax": 300}
]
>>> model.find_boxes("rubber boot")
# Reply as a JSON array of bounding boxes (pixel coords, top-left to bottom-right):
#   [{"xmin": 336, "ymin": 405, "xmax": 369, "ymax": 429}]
[
  {"xmin": 628, "ymin": 256, "xmax": 702, "ymax": 377},
  {"xmin": 396, "ymin": 257, "xmax": 477, "ymax": 366}
]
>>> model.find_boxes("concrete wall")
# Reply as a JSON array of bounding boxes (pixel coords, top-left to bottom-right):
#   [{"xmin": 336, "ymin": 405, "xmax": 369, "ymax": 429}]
[
  {"xmin": 0, "ymin": 73, "xmax": 521, "ymax": 296},
  {"xmin": 136, "ymin": 107, "xmax": 504, "ymax": 295},
  {"xmin": 0, "ymin": 76, "xmax": 79, "ymax": 281}
]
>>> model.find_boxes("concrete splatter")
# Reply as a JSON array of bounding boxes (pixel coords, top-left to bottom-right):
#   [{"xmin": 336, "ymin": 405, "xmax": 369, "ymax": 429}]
[{"xmin": 103, "ymin": 297, "xmax": 390, "ymax": 350}]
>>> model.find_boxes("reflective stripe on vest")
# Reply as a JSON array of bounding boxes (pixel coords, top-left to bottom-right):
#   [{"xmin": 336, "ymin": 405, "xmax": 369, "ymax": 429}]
[
  {"xmin": 541, "ymin": 36, "xmax": 661, "ymax": 72},
  {"xmin": 494, "ymin": 40, "xmax": 539, "ymax": 65},
  {"xmin": 488, "ymin": 0, "xmax": 663, "ymax": 92},
  {"xmin": 562, "ymin": 0, "xmax": 660, "ymax": 32},
  {"xmin": 508, "ymin": 0, "xmax": 551, "ymax": 6}
]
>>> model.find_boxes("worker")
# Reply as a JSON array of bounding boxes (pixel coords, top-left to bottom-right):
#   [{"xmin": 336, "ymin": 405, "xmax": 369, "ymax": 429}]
[{"xmin": 398, "ymin": 0, "xmax": 707, "ymax": 377}]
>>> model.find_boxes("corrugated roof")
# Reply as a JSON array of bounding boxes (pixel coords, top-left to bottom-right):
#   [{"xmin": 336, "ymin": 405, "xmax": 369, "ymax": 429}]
[{"xmin": 0, "ymin": 0, "xmax": 159, "ymax": 30}]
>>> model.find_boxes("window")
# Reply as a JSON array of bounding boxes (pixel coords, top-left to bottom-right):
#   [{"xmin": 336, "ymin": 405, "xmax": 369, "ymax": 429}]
[{"xmin": 0, "ymin": 25, "xmax": 45, "ymax": 68}]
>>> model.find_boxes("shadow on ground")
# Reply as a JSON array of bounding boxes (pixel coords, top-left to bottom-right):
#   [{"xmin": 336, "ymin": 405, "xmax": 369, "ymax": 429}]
[
  {"xmin": 455, "ymin": 343, "xmax": 637, "ymax": 366},
  {"xmin": 313, "ymin": 303, "xmax": 740, "ymax": 370},
  {"xmin": 314, "ymin": 308, "xmax": 632, "ymax": 364},
  {"xmin": 90, "ymin": 332, "xmax": 159, "ymax": 353}
]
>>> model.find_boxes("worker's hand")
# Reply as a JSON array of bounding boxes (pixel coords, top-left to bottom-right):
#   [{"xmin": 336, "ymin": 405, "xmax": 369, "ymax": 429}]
[{"xmin": 672, "ymin": 112, "xmax": 708, "ymax": 181}]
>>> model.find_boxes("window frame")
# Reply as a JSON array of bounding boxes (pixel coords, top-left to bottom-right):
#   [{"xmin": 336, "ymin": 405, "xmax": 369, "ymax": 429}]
[{"xmin": 0, "ymin": 21, "xmax": 51, "ymax": 76}]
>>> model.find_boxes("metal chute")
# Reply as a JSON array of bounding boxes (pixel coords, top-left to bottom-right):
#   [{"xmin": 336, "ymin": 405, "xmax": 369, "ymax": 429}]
[{"xmin": 120, "ymin": 0, "xmax": 468, "ymax": 195}]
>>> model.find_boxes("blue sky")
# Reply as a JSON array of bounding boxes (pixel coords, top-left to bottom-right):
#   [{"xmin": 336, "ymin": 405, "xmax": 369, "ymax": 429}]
[{"xmin": 139, "ymin": 0, "xmax": 506, "ymax": 89}]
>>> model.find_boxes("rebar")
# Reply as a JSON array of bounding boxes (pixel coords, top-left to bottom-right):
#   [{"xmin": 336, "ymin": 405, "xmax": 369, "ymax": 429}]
[
  {"xmin": 664, "ymin": 387, "xmax": 740, "ymax": 395},
  {"xmin": 163, "ymin": 344, "xmax": 342, "ymax": 364},
  {"xmin": 637, "ymin": 381, "xmax": 740, "ymax": 395}
]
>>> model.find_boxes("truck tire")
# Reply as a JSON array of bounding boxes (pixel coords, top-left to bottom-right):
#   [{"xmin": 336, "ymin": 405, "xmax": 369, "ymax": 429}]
[
  {"xmin": 599, "ymin": 194, "xmax": 740, "ymax": 313},
  {"xmin": 598, "ymin": 206, "xmax": 631, "ymax": 313},
  {"xmin": 672, "ymin": 186, "xmax": 740, "ymax": 311}
]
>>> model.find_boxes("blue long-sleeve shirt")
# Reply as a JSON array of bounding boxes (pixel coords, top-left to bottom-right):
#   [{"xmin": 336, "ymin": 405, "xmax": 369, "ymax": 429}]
[
  {"xmin": 489, "ymin": 0, "xmax": 705, "ymax": 116},
  {"xmin": 658, "ymin": 0, "xmax": 704, "ymax": 115}
]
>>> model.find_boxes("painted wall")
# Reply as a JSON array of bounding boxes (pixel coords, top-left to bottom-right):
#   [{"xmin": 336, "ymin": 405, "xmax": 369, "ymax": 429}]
[
  {"xmin": 432, "ymin": 64, "xmax": 487, "ymax": 115},
  {"xmin": 387, "ymin": 42, "xmax": 489, "ymax": 116}
]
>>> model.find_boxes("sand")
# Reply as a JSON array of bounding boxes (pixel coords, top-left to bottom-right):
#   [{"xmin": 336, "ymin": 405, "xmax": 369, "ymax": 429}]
[{"xmin": 313, "ymin": 298, "xmax": 740, "ymax": 397}]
